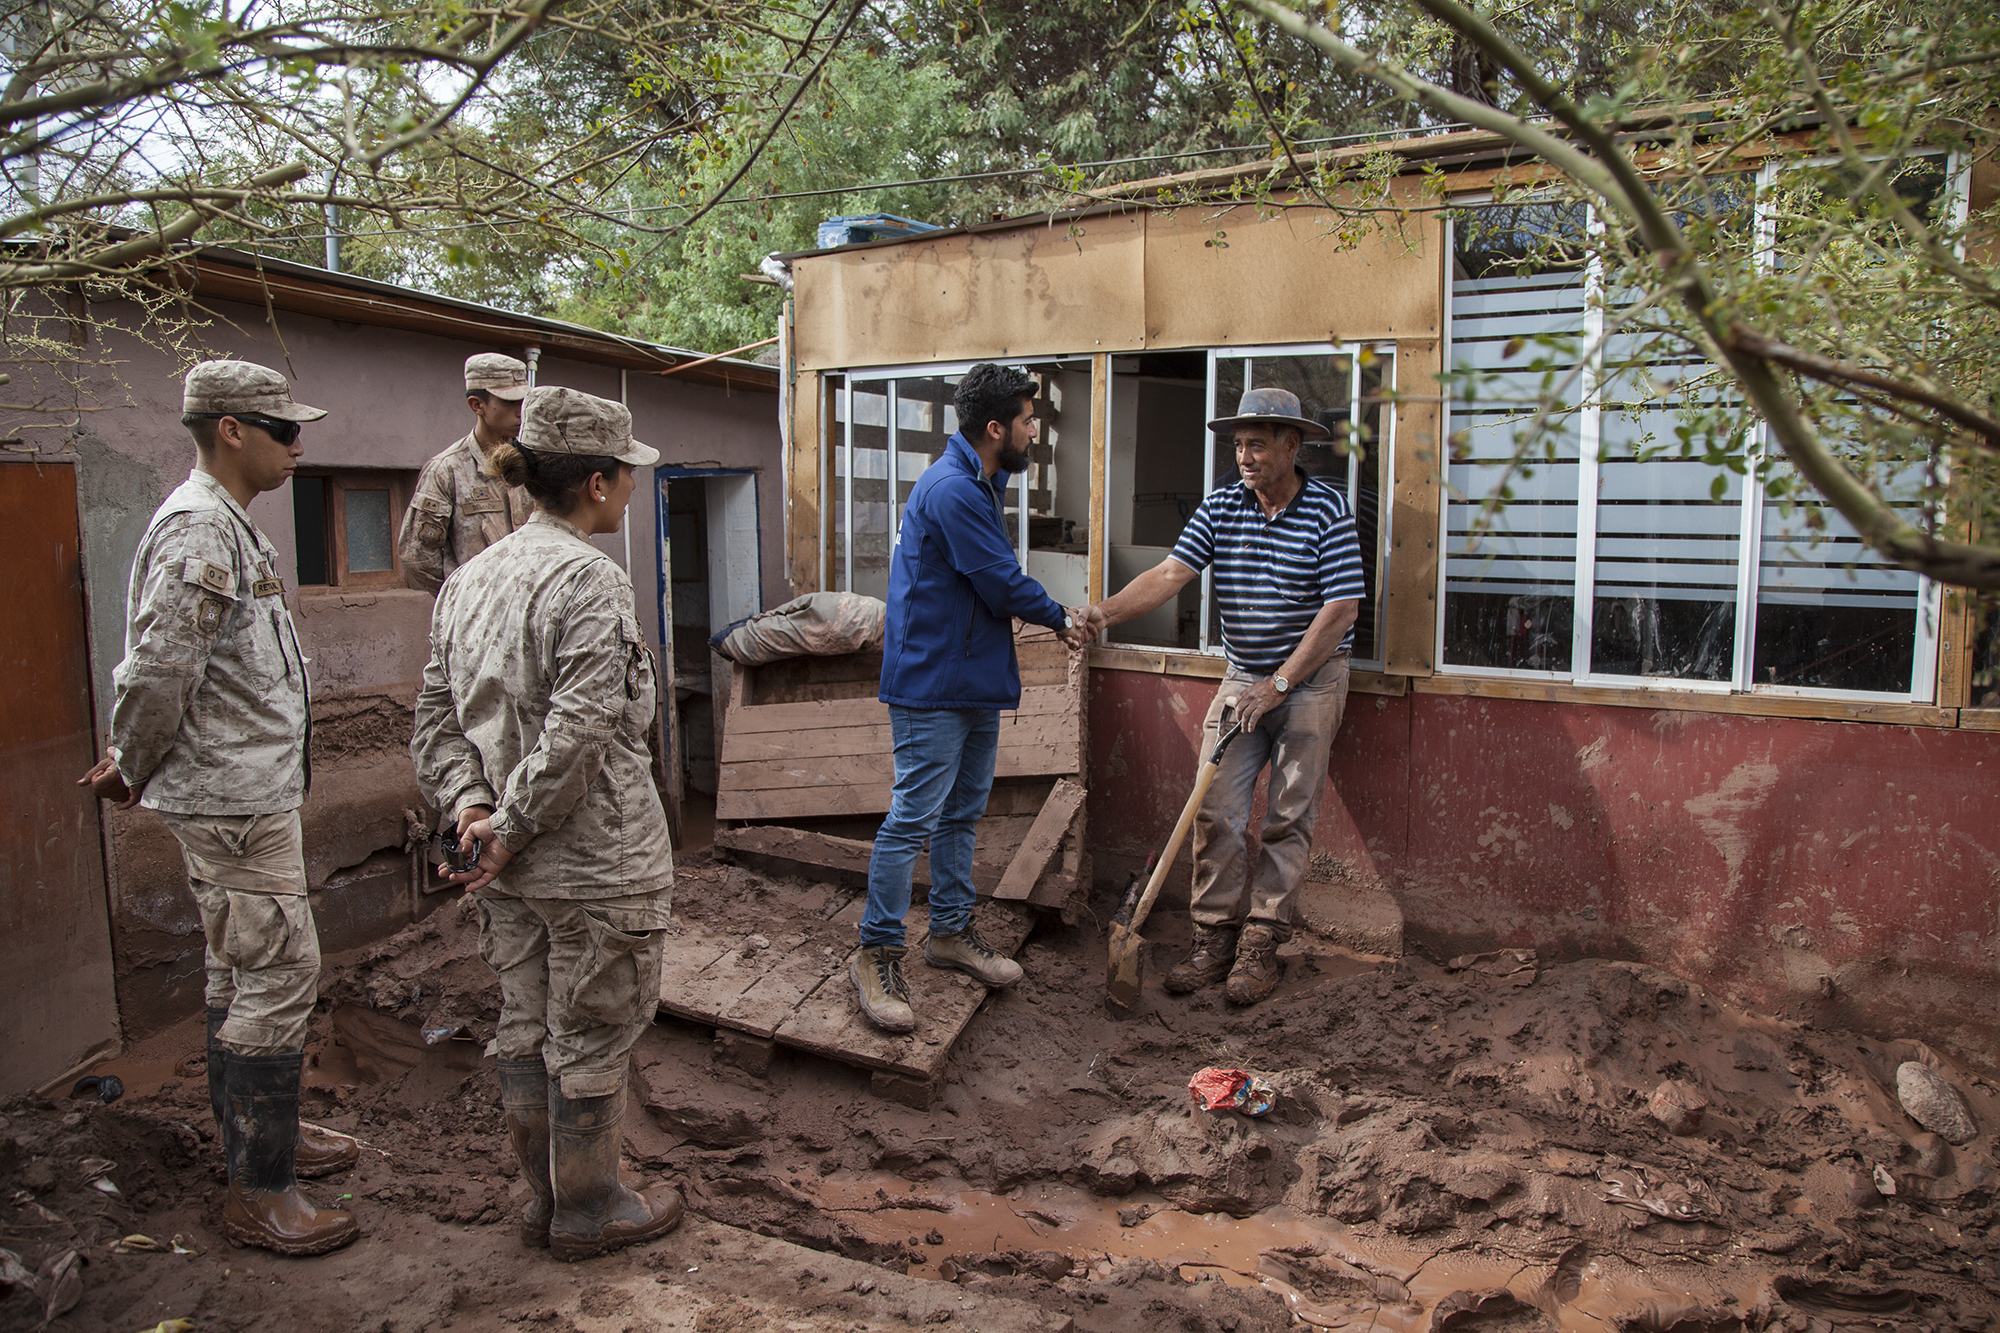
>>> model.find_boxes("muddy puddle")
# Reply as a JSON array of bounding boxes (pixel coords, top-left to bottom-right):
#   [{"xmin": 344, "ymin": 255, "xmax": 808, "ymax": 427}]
[{"xmin": 809, "ymin": 1172, "xmax": 1774, "ymax": 1331}]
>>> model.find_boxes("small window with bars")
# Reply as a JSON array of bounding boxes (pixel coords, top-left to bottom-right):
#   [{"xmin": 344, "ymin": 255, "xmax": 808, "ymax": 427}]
[{"xmin": 293, "ymin": 469, "xmax": 416, "ymax": 588}]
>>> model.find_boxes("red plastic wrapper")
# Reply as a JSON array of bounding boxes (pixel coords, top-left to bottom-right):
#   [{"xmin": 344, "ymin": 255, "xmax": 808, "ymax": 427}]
[
  {"xmin": 1187, "ymin": 1067, "xmax": 1276, "ymax": 1115},
  {"xmin": 1188, "ymin": 1066, "xmax": 1250, "ymax": 1111}
]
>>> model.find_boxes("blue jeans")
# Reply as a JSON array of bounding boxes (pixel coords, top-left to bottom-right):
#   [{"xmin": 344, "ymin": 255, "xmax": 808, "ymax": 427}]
[{"xmin": 860, "ymin": 705, "xmax": 999, "ymax": 949}]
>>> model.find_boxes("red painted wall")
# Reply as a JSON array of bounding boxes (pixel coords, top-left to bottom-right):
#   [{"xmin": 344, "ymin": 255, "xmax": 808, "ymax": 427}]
[{"xmin": 1088, "ymin": 669, "xmax": 2000, "ymax": 1069}]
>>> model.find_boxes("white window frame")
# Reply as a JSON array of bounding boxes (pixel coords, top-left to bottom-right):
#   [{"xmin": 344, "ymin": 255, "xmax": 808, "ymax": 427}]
[
  {"xmin": 1436, "ymin": 161, "xmax": 1956, "ymax": 703},
  {"xmin": 829, "ymin": 362, "xmax": 1021, "ymax": 595}
]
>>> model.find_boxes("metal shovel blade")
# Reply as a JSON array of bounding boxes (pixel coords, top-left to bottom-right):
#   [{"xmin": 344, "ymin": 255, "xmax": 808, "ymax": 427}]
[{"xmin": 1106, "ymin": 919, "xmax": 1144, "ymax": 1010}]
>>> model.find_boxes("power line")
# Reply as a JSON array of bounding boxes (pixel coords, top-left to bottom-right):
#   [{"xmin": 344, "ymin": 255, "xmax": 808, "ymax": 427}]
[{"xmin": 211, "ymin": 119, "xmax": 1478, "ymax": 248}]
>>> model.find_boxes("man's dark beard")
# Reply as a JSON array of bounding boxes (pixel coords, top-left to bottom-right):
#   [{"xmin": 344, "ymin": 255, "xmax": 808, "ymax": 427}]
[{"xmin": 998, "ymin": 442, "xmax": 1032, "ymax": 473}]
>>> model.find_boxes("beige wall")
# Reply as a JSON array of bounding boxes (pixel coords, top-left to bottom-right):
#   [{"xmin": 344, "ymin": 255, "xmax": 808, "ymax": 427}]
[{"xmin": 792, "ymin": 205, "xmax": 1443, "ymax": 371}]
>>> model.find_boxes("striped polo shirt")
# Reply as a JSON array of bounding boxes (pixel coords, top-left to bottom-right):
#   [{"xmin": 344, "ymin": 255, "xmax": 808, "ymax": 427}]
[{"xmin": 1170, "ymin": 470, "xmax": 1367, "ymax": 672}]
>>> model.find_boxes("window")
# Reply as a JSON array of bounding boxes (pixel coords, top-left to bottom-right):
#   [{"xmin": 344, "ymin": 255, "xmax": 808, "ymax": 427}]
[
  {"xmin": 294, "ymin": 469, "xmax": 416, "ymax": 588},
  {"xmin": 826, "ymin": 363, "xmax": 1089, "ymax": 605},
  {"xmin": 1439, "ymin": 162, "xmax": 1956, "ymax": 701},
  {"xmin": 1098, "ymin": 345, "xmax": 1392, "ymax": 667}
]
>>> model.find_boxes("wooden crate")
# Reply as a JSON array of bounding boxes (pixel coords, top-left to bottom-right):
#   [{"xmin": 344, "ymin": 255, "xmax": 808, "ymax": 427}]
[{"xmin": 712, "ymin": 625, "xmax": 1089, "ymax": 914}]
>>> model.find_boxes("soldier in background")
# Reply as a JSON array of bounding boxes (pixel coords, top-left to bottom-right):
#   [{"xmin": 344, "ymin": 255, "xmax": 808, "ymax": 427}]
[
  {"xmin": 398, "ymin": 352, "xmax": 535, "ymax": 593},
  {"xmin": 78, "ymin": 359, "xmax": 360, "ymax": 1257}
]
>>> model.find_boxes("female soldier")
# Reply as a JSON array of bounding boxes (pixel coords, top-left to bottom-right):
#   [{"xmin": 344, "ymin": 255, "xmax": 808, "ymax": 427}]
[{"xmin": 412, "ymin": 384, "xmax": 681, "ymax": 1262}]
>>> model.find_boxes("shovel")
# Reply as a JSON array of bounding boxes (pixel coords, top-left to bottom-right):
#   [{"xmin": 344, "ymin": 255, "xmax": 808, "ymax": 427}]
[{"xmin": 1106, "ymin": 713, "xmax": 1243, "ymax": 1011}]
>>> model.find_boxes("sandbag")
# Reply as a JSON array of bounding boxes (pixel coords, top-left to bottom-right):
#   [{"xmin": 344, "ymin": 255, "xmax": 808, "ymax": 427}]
[{"xmin": 709, "ymin": 592, "xmax": 886, "ymax": 665}]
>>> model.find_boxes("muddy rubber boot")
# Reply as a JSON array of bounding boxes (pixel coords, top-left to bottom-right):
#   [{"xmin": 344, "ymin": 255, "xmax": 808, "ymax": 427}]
[
  {"xmin": 210, "ymin": 1008, "xmax": 356, "ymax": 1179},
  {"xmin": 924, "ymin": 922, "xmax": 1023, "ymax": 988},
  {"xmin": 205, "ymin": 1009, "xmax": 229, "ymax": 1143},
  {"xmin": 850, "ymin": 945, "xmax": 916, "ymax": 1033},
  {"xmin": 1163, "ymin": 924, "xmax": 1238, "ymax": 995},
  {"xmin": 221, "ymin": 1052, "xmax": 360, "ymax": 1257},
  {"xmin": 548, "ymin": 1074, "xmax": 683, "ymax": 1262},
  {"xmin": 1224, "ymin": 923, "xmax": 1284, "ymax": 1006},
  {"xmin": 497, "ymin": 1056, "xmax": 554, "ymax": 1249}
]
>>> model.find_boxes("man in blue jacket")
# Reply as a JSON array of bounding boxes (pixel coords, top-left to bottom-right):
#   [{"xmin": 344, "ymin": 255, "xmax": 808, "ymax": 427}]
[{"xmin": 852, "ymin": 363, "xmax": 1094, "ymax": 1033}]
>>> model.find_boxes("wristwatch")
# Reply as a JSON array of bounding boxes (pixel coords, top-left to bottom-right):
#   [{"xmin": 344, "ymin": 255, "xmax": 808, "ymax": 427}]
[{"xmin": 1272, "ymin": 674, "xmax": 1291, "ymax": 694}]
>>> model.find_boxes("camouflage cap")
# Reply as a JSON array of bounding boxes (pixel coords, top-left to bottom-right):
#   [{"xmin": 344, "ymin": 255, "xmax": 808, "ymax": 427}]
[
  {"xmin": 465, "ymin": 352, "xmax": 530, "ymax": 401},
  {"xmin": 517, "ymin": 385, "xmax": 659, "ymax": 468},
  {"xmin": 182, "ymin": 359, "xmax": 328, "ymax": 422}
]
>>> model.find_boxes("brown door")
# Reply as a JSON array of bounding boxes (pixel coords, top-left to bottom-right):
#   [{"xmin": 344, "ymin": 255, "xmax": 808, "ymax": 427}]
[{"xmin": 0, "ymin": 460, "xmax": 119, "ymax": 1090}]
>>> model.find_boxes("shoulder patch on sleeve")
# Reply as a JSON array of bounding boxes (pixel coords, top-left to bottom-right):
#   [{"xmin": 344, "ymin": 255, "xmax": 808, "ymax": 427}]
[
  {"xmin": 181, "ymin": 557, "xmax": 236, "ymax": 597},
  {"xmin": 413, "ymin": 493, "xmax": 452, "ymax": 517},
  {"xmin": 193, "ymin": 596, "xmax": 226, "ymax": 637}
]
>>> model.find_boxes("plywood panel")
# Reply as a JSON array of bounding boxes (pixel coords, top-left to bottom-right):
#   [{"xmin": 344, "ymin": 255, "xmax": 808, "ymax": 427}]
[
  {"xmin": 788, "ymin": 370, "xmax": 825, "ymax": 594},
  {"xmin": 793, "ymin": 212, "xmax": 1147, "ymax": 371},
  {"xmin": 1141, "ymin": 206, "xmax": 1440, "ymax": 348},
  {"xmin": 1385, "ymin": 335, "xmax": 1442, "ymax": 675}
]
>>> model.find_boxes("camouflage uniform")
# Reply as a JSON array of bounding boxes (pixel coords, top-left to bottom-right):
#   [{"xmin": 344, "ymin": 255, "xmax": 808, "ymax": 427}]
[
  {"xmin": 110, "ymin": 365, "xmax": 325, "ymax": 1057},
  {"xmin": 397, "ymin": 433, "xmax": 534, "ymax": 595},
  {"xmin": 398, "ymin": 353, "xmax": 535, "ymax": 595},
  {"xmin": 413, "ymin": 421, "xmax": 671, "ymax": 1097}
]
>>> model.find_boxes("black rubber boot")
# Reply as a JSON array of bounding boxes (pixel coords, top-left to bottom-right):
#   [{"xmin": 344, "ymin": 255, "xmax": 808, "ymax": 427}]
[
  {"xmin": 206, "ymin": 1009, "xmax": 229, "ymax": 1142},
  {"xmin": 221, "ymin": 1052, "xmax": 359, "ymax": 1256},
  {"xmin": 209, "ymin": 1009, "xmax": 355, "ymax": 1179},
  {"xmin": 498, "ymin": 1057, "xmax": 555, "ymax": 1249},
  {"xmin": 548, "ymin": 1072, "xmax": 683, "ymax": 1262}
]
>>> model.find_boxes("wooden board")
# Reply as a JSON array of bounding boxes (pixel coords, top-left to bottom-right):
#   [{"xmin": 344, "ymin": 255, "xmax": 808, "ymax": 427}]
[
  {"xmin": 656, "ymin": 902, "xmax": 1035, "ymax": 1081},
  {"xmin": 713, "ymin": 811, "xmax": 1084, "ymax": 909},
  {"xmin": 993, "ymin": 778, "xmax": 1087, "ymax": 901},
  {"xmin": 1385, "ymin": 337, "xmax": 1442, "ymax": 677},
  {"xmin": 793, "ymin": 213, "xmax": 1147, "ymax": 372}
]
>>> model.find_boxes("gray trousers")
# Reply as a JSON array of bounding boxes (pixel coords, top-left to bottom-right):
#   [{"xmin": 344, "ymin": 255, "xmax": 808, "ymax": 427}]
[
  {"xmin": 1189, "ymin": 655, "xmax": 1351, "ymax": 938},
  {"xmin": 476, "ymin": 889, "xmax": 672, "ymax": 1098}
]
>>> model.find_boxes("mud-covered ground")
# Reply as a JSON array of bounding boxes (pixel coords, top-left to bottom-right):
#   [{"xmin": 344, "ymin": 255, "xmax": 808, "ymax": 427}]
[{"xmin": 3, "ymin": 852, "xmax": 1995, "ymax": 1333}]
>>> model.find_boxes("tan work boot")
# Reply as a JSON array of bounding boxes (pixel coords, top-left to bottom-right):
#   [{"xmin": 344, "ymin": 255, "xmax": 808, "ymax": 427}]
[
  {"xmin": 851, "ymin": 945, "xmax": 916, "ymax": 1032},
  {"xmin": 1224, "ymin": 923, "xmax": 1285, "ymax": 1006},
  {"xmin": 1163, "ymin": 924, "xmax": 1237, "ymax": 995},
  {"xmin": 548, "ymin": 1073, "xmax": 684, "ymax": 1262},
  {"xmin": 498, "ymin": 1056, "xmax": 554, "ymax": 1249},
  {"xmin": 207, "ymin": 1009, "xmax": 355, "ymax": 1179},
  {"xmin": 924, "ymin": 922, "xmax": 1023, "ymax": 988},
  {"xmin": 221, "ymin": 1052, "xmax": 360, "ymax": 1256}
]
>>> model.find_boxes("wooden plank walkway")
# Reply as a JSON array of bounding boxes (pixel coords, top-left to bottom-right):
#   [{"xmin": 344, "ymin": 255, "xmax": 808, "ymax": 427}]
[{"xmin": 655, "ymin": 894, "xmax": 1034, "ymax": 1082}]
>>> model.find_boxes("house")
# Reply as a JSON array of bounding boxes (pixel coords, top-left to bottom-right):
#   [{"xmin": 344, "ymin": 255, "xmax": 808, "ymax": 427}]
[
  {"xmin": 772, "ymin": 125, "xmax": 2000, "ymax": 1065},
  {"xmin": 0, "ymin": 247, "xmax": 782, "ymax": 1088}
]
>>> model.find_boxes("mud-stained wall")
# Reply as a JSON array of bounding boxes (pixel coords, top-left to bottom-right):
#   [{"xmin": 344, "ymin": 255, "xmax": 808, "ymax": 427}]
[
  {"xmin": 1087, "ymin": 669, "xmax": 2000, "ymax": 1073},
  {"xmin": 3, "ymin": 284, "xmax": 780, "ymax": 1043}
]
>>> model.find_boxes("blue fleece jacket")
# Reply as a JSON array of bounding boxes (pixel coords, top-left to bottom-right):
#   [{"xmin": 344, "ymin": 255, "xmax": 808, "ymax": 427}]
[{"xmin": 879, "ymin": 432, "xmax": 1068, "ymax": 709}]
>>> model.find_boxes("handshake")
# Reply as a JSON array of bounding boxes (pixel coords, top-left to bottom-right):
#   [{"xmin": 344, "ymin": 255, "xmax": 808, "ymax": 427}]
[{"xmin": 1058, "ymin": 603, "xmax": 1109, "ymax": 651}]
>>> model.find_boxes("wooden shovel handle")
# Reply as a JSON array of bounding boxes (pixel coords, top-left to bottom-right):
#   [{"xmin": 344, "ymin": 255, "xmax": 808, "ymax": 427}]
[{"xmin": 1124, "ymin": 721, "xmax": 1240, "ymax": 940}]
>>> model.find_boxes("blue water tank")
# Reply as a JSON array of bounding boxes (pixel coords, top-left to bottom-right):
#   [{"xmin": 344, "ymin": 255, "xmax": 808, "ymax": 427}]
[{"xmin": 815, "ymin": 213, "xmax": 941, "ymax": 249}]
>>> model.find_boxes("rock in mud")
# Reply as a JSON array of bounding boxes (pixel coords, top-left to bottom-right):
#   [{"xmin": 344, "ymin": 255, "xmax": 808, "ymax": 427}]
[
  {"xmin": 1895, "ymin": 1062, "xmax": 1977, "ymax": 1144},
  {"xmin": 1648, "ymin": 1080, "xmax": 1708, "ymax": 1136}
]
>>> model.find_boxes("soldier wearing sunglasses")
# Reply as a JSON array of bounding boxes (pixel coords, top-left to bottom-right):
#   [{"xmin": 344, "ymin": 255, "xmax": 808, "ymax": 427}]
[{"xmin": 78, "ymin": 359, "xmax": 361, "ymax": 1257}]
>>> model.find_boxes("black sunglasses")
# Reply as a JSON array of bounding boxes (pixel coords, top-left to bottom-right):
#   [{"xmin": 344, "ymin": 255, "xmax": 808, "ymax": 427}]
[{"xmin": 196, "ymin": 412, "xmax": 302, "ymax": 445}]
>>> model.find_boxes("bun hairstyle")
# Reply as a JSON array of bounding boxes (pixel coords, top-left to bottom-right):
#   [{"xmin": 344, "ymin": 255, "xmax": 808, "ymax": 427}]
[{"xmin": 490, "ymin": 440, "xmax": 625, "ymax": 512}]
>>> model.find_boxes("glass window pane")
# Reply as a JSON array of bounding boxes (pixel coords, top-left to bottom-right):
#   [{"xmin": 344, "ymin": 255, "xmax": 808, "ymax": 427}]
[
  {"xmin": 1107, "ymin": 354, "xmax": 1206, "ymax": 652},
  {"xmin": 1971, "ymin": 594, "xmax": 2000, "ymax": 709},
  {"xmin": 1752, "ymin": 457, "xmax": 1922, "ymax": 693},
  {"xmin": 1442, "ymin": 203, "xmax": 1587, "ymax": 672},
  {"xmin": 1590, "ymin": 332, "xmax": 1744, "ymax": 682},
  {"xmin": 293, "ymin": 476, "xmax": 327, "ymax": 585},
  {"xmin": 344, "ymin": 487, "xmax": 393, "ymax": 573},
  {"xmin": 831, "ymin": 379, "xmax": 891, "ymax": 598}
]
